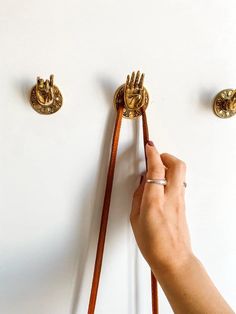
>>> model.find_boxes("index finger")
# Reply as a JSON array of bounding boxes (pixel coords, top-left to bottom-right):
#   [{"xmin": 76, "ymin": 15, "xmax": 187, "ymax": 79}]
[{"xmin": 142, "ymin": 141, "xmax": 166, "ymax": 203}]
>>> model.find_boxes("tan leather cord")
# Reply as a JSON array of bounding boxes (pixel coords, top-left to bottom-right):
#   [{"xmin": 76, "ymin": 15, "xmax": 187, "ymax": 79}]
[
  {"xmin": 88, "ymin": 103, "xmax": 158, "ymax": 314},
  {"xmin": 141, "ymin": 107, "xmax": 158, "ymax": 314}
]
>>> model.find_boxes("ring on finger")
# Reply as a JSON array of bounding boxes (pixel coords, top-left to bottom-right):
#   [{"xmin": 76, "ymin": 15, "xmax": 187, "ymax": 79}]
[{"xmin": 146, "ymin": 178, "xmax": 187, "ymax": 188}]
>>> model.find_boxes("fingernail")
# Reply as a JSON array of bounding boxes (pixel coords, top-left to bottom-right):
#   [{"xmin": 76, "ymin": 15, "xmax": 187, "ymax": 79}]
[{"xmin": 147, "ymin": 140, "xmax": 154, "ymax": 146}]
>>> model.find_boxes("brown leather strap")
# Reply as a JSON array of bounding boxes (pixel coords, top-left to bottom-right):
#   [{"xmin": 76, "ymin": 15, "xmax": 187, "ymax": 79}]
[
  {"xmin": 141, "ymin": 107, "xmax": 158, "ymax": 314},
  {"xmin": 88, "ymin": 104, "xmax": 158, "ymax": 313}
]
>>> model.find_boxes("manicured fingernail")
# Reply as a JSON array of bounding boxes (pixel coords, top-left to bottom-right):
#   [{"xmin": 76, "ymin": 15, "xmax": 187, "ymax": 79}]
[{"xmin": 147, "ymin": 140, "xmax": 154, "ymax": 146}]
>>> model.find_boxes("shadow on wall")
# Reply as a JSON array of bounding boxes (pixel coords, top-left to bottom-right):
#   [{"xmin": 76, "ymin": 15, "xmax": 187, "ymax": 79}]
[{"xmin": 70, "ymin": 76, "xmax": 145, "ymax": 314}]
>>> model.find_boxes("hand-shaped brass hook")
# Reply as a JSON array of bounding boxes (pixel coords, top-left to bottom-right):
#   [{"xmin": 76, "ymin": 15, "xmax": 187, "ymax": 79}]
[
  {"xmin": 30, "ymin": 74, "xmax": 63, "ymax": 114},
  {"xmin": 213, "ymin": 88, "xmax": 236, "ymax": 118},
  {"xmin": 114, "ymin": 71, "xmax": 149, "ymax": 119}
]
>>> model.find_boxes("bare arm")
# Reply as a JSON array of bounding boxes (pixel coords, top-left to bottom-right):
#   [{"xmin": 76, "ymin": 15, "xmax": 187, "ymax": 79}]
[{"xmin": 130, "ymin": 141, "xmax": 234, "ymax": 314}]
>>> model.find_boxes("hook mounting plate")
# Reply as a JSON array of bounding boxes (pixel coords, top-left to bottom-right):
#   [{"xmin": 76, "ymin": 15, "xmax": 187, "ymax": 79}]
[{"xmin": 213, "ymin": 89, "xmax": 236, "ymax": 119}]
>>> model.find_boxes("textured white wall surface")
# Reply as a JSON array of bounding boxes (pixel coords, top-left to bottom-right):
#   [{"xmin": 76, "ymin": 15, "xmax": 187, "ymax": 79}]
[{"xmin": 0, "ymin": 0, "xmax": 236, "ymax": 313}]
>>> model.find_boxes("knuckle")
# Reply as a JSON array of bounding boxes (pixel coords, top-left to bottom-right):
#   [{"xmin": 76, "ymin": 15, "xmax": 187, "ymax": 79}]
[
  {"xmin": 147, "ymin": 165, "xmax": 165, "ymax": 177},
  {"xmin": 175, "ymin": 159, "xmax": 186, "ymax": 171},
  {"xmin": 160, "ymin": 152, "xmax": 169, "ymax": 157}
]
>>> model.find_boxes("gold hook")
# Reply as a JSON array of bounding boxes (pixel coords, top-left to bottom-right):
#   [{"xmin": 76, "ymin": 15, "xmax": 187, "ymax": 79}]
[
  {"xmin": 113, "ymin": 71, "xmax": 149, "ymax": 119},
  {"xmin": 30, "ymin": 74, "xmax": 63, "ymax": 115},
  {"xmin": 213, "ymin": 88, "xmax": 236, "ymax": 118}
]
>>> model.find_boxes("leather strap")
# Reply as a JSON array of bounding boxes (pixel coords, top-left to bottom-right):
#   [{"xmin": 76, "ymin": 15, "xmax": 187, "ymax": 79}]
[
  {"xmin": 87, "ymin": 103, "xmax": 158, "ymax": 313},
  {"xmin": 141, "ymin": 107, "xmax": 158, "ymax": 314}
]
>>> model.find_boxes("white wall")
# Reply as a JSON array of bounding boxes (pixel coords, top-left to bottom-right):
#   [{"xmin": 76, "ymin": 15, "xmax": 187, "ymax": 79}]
[{"xmin": 0, "ymin": 0, "xmax": 236, "ymax": 313}]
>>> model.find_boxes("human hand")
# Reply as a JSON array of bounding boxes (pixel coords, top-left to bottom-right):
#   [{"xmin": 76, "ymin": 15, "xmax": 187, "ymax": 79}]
[
  {"xmin": 130, "ymin": 141, "xmax": 234, "ymax": 313},
  {"xmin": 130, "ymin": 141, "xmax": 193, "ymax": 274}
]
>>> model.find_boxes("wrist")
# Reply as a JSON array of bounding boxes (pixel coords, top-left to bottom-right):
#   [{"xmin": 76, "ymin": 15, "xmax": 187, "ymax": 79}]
[{"xmin": 150, "ymin": 252, "xmax": 198, "ymax": 280}]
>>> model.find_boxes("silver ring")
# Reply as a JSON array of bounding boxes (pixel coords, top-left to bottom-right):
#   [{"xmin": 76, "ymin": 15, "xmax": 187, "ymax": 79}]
[
  {"xmin": 146, "ymin": 178, "xmax": 187, "ymax": 188},
  {"xmin": 146, "ymin": 178, "xmax": 167, "ymax": 185}
]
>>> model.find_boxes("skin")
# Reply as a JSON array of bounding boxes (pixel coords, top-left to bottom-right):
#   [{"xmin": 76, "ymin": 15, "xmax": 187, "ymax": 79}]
[{"xmin": 130, "ymin": 141, "xmax": 234, "ymax": 314}]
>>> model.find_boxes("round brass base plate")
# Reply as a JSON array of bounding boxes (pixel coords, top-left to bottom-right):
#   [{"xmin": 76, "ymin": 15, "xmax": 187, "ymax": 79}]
[
  {"xmin": 30, "ymin": 86, "xmax": 63, "ymax": 115},
  {"xmin": 213, "ymin": 89, "xmax": 236, "ymax": 119},
  {"xmin": 113, "ymin": 84, "xmax": 149, "ymax": 119}
]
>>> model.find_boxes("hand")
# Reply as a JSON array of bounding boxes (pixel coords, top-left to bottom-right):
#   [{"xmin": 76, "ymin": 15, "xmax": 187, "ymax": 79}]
[
  {"xmin": 124, "ymin": 71, "xmax": 145, "ymax": 110},
  {"xmin": 130, "ymin": 141, "xmax": 234, "ymax": 313},
  {"xmin": 130, "ymin": 141, "xmax": 192, "ymax": 273}
]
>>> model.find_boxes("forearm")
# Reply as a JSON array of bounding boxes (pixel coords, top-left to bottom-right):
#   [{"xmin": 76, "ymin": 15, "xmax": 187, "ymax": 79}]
[{"xmin": 152, "ymin": 254, "xmax": 234, "ymax": 314}]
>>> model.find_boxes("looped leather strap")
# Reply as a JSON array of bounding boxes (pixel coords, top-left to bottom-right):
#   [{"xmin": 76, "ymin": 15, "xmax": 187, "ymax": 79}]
[{"xmin": 87, "ymin": 104, "xmax": 158, "ymax": 314}]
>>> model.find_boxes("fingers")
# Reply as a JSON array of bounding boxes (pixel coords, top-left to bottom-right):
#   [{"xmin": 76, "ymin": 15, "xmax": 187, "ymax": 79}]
[
  {"xmin": 142, "ymin": 142, "xmax": 166, "ymax": 204},
  {"xmin": 131, "ymin": 147, "xmax": 186, "ymax": 223},
  {"xmin": 160, "ymin": 153, "xmax": 186, "ymax": 195}
]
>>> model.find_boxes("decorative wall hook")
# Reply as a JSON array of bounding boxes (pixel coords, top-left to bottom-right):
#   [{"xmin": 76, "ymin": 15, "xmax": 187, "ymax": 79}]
[
  {"xmin": 213, "ymin": 88, "xmax": 236, "ymax": 118},
  {"xmin": 30, "ymin": 74, "xmax": 63, "ymax": 114},
  {"xmin": 113, "ymin": 71, "xmax": 149, "ymax": 119}
]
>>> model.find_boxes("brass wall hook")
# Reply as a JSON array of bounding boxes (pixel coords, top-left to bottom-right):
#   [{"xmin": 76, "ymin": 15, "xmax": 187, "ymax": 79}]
[
  {"xmin": 113, "ymin": 71, "xmax": 149, "ymax": 119},
  {"xmin": 30, "ymin": 74, "xmax": 63, "ymax": 114},
  {"xmin": 213, "ymin": 88, "xmax": 236, "ymax": 118}
]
